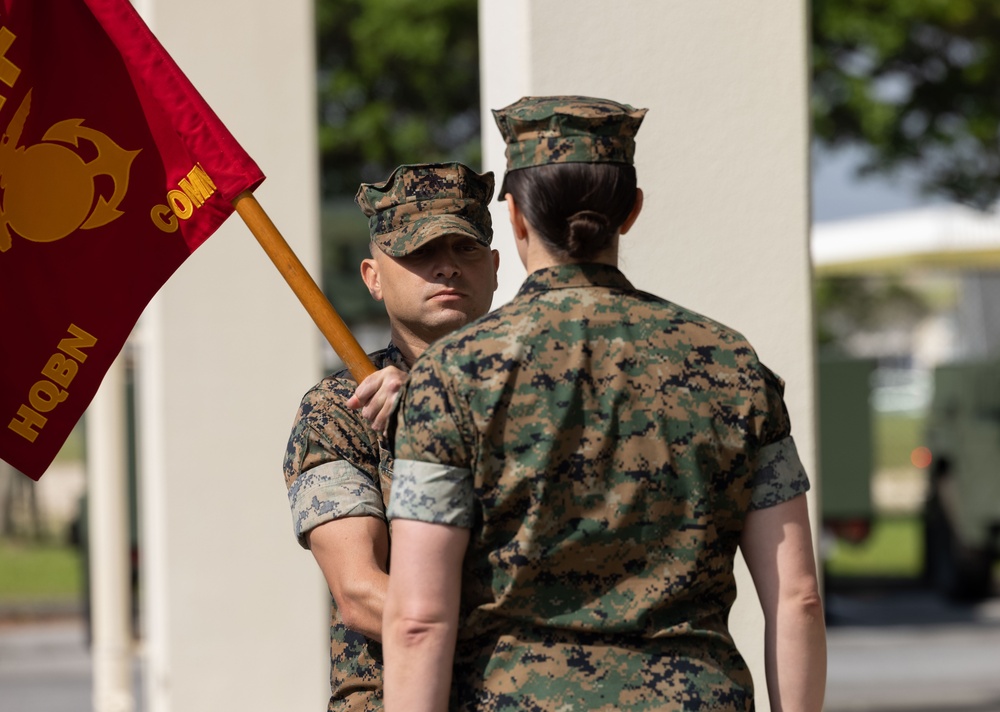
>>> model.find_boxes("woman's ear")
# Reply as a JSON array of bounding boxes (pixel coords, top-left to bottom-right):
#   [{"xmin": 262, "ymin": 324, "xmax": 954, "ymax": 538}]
[
  {"xmin": 506, "ymin": 193, "xmax": 529, "ymax": 241},
  {"xmin": 620, "ymin": 187, "xmax": 644, "ymax": 235}
]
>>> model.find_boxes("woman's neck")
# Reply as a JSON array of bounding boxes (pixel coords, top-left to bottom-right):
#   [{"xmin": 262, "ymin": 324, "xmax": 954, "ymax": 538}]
[{"xmin": 522, "ymin": 230, "xmax": 619, "ymax": 273}]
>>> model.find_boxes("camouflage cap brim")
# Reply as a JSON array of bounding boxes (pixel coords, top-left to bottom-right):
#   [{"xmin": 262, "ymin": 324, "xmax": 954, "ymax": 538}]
[
  {"xmin": 355, "ymin": 162, "xmax": 494, "ymax": 255},
  {"xmin": 372, "ymin": 213, "xmax": 492, "ymax": 258}
]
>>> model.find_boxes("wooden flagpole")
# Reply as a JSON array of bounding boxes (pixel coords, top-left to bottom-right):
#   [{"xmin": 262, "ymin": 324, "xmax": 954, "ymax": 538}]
[{"xmin": 233, "ymin": 191, "xmax": 377, "ymax": 382}]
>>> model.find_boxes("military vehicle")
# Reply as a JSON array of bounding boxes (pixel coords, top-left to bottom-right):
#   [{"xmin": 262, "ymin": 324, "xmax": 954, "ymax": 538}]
[
  {"xmin": 818, "ymin": 356, "xmax": 876, "ymax": 549},
  {"xmin": 922, "ymin": 358, "xmax": 1000, "ymax": 601}
]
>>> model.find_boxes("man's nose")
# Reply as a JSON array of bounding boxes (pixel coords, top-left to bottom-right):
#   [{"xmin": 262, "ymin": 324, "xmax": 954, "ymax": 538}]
[{"xmin": 433, "ymin": 250, "xmax": 461, "ymax": 278}]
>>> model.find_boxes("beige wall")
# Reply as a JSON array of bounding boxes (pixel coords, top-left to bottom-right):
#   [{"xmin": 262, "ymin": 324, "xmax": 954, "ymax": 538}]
[
  {"xmin": 480, "ymin": 2, "xmax": 817, "ymax": 709},
  {"xmin": 134, "ymin": 2, "xmax": 328, "ymax": 710}
]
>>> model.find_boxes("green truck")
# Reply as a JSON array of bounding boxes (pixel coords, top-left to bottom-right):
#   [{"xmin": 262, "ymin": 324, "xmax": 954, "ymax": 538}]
[
  {"xmin": 922, "ymin": 358, "xmax": 1000, "ymax": 601},
  {"xmin": 818, "ymin": 356, "xmax": 876, "ymax": 550},
  {"xmin": 819, "ymin": 355, "xmax": 999, "ymax": 601}
]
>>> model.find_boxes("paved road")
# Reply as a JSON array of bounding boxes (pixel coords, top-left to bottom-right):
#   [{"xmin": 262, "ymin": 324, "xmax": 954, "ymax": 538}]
[
  {"xmin": 0, "ymin": 619, "xmax": 93, "ymax": 712},
  {"xmin": 1, "ymin": 589, "xmax": 998, "ymax": 712},
  {"xmin": 825, "ymin": 587, "xmax": 1000, "ymax": 712},
  {"xmin": 0, "ymin": 618, "xmax": 141, "ymax": 712}
]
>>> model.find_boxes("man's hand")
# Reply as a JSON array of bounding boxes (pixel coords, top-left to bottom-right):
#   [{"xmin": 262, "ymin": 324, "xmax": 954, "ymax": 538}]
[{"xmin": 347, "ymin": 365, "xmax": 407, "ymax": 434}]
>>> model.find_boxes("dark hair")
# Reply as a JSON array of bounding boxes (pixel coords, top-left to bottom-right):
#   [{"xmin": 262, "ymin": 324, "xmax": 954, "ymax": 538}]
[{"xmin": 504, "ymin": 162, "xmax": 638, "ymax": 261}]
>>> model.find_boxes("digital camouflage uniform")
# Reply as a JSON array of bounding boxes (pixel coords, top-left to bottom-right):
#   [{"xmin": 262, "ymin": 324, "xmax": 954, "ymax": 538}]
[
  {"xmin": 285, "ymin": 344, "xmax": 404, "ymax": 711},
  {"xmin": 283, "ymin": 162, "xmax": 494, "ymax": 711},
  {"xmin": 387, "ymin": 98, "xmax": 810, "ymax": 711}
]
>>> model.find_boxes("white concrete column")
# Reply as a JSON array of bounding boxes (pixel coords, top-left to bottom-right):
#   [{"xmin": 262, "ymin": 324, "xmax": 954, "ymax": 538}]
[
  {"xmin": 134, "ymin": 2, "xmax": 327, "ymax": 711},
  {"xmin": 480, "ymin": 2, "xmax": 816, "ymax": 709},
  {"xmin": 86, "ymin": 355, "xmax": 134, "ymax": 712}
]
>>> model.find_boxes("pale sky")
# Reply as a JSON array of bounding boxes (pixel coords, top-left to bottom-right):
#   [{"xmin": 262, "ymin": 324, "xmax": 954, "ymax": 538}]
[{"xmin": 811, "ymin": 144, "xmax": 943, "ymax": 224}]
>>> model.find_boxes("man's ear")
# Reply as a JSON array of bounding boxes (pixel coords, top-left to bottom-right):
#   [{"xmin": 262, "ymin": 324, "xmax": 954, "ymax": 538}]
[
  {"xmin": 620, "ymin": 187, "xmax": 644, "ymax": 235},
  {"xmin": 360, "ymin": 256, "xmax": 383, "ymax": 301},
  {"xmin": 506, "ymin": 193, "xmax": 529, "ymax": 241},
  {"xmin": 491, "ymin": 249, "xmax": 500, "ymax": 291}
]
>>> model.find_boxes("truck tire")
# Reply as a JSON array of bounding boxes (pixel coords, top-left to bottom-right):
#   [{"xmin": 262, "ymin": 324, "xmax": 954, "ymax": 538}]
[{"xmin": 923, "ymin": 491, "xmax": 994, "ymax": 602}]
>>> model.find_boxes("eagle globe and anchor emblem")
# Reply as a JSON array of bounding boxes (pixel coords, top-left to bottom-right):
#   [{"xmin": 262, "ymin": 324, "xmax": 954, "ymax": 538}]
[{"xmin": 0, "ymin": 89, "xmax": 140, "ymax": 252}]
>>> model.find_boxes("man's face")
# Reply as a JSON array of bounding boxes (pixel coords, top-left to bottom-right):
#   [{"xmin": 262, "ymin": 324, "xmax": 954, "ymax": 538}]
[{"xmin": 361, "ymin": 233, "xmax": 500, "ymax": 352}]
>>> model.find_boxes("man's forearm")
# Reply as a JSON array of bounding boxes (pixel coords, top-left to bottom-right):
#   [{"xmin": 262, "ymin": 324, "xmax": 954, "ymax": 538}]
[
  {"xmin": 325, "ymin": 567, "xmax": 388, "ymax": 641},
  {"xmin": 309, "ymin": 515, "xmax": 390, "ymax": 640}
]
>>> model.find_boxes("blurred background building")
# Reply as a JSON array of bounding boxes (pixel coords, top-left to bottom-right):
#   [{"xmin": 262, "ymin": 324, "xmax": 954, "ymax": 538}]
[{"xmin": 810, "ymin": 0, "xmax": 1000, "ymax": 603}]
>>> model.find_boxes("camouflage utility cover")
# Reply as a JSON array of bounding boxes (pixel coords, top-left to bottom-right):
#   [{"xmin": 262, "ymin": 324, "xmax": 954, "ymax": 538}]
[
  {"xmin": 493, "ymin": 95, "xmax": 647, "ymax": 199},
  {"xmin": 355, "ymin": 162, "xmax": 494, "ymax": 257},
  {"xmin": 389, "ymin": 263, "xmax": 810, "ymax": 711},
  {"xmin": 285, "ymin": 343, "xmax": 408, "ymax": 711}
]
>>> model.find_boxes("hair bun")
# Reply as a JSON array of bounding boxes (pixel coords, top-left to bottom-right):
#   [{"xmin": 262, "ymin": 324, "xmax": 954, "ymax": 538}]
[
  {"xmin": 567, "ymin": 210, "xmax": 609, "ymax": 228},
  {"xmin": 565, "ymin": 210, "xmax": 613, "ymax": 258}
]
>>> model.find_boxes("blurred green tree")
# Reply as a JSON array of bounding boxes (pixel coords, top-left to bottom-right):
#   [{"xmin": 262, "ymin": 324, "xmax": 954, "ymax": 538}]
[
  {"xmin": 812, "ymin": 0, "xmax": 1000, "ymax": 209},
  {"xmin": 316, "ymin": 0, "xmax": 480, "ymax": 198},
  {"xmin": 815, "ymin": 274, "xmax": 931, "ymax": 350},
  {"xmin": 314, "ymin": 0, "xmax": 480, "ymax": 330}
]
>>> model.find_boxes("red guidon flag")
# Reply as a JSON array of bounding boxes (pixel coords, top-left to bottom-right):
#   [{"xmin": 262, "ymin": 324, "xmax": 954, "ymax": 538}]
[{"xmin": 0, "ymin": 0, "xmax": 265, "ymax": 479}]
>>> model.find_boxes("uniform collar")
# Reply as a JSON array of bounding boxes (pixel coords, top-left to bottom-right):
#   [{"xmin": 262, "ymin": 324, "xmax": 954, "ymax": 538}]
[
  {"xmin": 517, "ymin": 262, "xmax": 635, "ymax": 295},
  {"xmin": 378, "ymin": 341, "xmax": 410, "ymax": 371}
]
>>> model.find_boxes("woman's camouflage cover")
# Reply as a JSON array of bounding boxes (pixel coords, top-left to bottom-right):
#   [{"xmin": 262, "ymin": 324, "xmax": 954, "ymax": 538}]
[{"xmin": 492, "ymin": 95, "xmax": 647, "ymax": 200}]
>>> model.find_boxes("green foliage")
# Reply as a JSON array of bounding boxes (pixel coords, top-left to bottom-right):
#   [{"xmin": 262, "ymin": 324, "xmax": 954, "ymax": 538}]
[
  {"xmin": 825, "ymin": 515, "xmax": 923, "ymax": 577},
  {"xmin": 313, "ymin": 0, "xmax": 480, "ymax": 328},
  {"xmin": 320, "ymin": 198, "xmax": 387, "ymax": 326},
  {"xmin": 0, "ymin": 540, "xmax": 81, "ymax": 600},
  {"xmin": 315, "ymin": 0, "xmax": 481, "ymax": 198},
  {"xmin": 815, "ymin": 274, "xmax": 930, "ymax": 347},
  {"xmin": 812, "ymin": 0, "xmax": 1000, "ymax": 208}
]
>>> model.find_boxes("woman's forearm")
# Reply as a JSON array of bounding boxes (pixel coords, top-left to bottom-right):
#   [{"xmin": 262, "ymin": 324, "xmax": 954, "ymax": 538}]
[
  {"xmin": 742, "ymin": 495, "xmax": 827, "ymax": 712},
  {"xmin": 383, "ymin": 519, "xmax": 470, "ymax": 712},
  {"xmin": 383, "ymin": 614, "xmax": 458, "ymax": 712},
  {"xmin": 764, "ymin": 588, "xmax": 827, "ymax": 712}
]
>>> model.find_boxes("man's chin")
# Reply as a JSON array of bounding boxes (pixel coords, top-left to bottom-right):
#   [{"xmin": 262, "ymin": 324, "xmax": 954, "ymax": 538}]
[{"xmin": 427, "ymin": 307, "xmax": 482, "ymax": 335}]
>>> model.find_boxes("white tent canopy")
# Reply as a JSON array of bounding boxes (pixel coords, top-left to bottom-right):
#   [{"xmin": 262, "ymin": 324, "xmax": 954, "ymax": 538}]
[{"xmin": 811, "ymin": 204, "xmax": 1000, "ymax": 275}]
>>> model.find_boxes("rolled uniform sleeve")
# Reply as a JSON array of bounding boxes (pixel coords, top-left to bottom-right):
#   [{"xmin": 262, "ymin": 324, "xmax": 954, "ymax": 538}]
[
  {"xmin": 389, "ymin": 360, "xmax": 476, "ymax": 528},
  {"xmin": 749, "ymin": 436, "xmax": 810, "ymax": 510},
  {"xmin": 284, "ymin": 377, "xmax": 386, "ymax": 548},
  {"xmin": 387, "ymin": 460, "xmax": 474, "ymax": 528},
  {"xmin": 748, "ymin": 363, "xmax": 811, "ymax": 510},
  {"xmin": 288, "ymin": 460, "xmax": 386, "ymax": 544}
]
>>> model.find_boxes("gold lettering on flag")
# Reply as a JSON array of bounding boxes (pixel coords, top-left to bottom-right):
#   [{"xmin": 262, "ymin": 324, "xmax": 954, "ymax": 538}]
[
  {"xmin": 7, "ymin": 324, "xmax": 97, "ymax": 443},
  {"xmin": 151, "ymin": 163, "xmax": 219, "ymax": 232},
  {"xmin": 0, "ymin": 26, "xmax": 21, "ymax": 112}
]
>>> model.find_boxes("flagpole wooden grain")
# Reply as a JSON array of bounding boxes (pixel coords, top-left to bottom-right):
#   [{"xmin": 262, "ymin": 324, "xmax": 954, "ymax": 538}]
[{"xmin": 233, "ymin": 191, "xmax": 377, "ymax": 382}]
